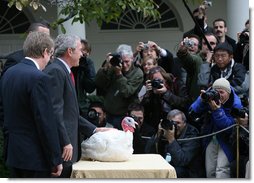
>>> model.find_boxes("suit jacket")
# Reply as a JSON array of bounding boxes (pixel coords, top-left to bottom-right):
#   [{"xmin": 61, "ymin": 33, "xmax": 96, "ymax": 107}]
[
  {"xmin": 43, "ymin": 58, "xmax": 96, "ymax": 164},
  {"xmin": 1, "ymin": 49, "xmax": 24, "ymax": 76},
  {"xmin": 0, "ymin": 59, "xmax": 62, "ymax": 171}
]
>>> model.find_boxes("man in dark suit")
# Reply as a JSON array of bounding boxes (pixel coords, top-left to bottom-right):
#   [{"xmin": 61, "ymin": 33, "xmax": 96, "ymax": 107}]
[
  {"xmin": 1, "ymin": 22, "xmax": 50, "ymax": 76},
  {"xmin": 0, "ymin": 32, "xmax": 63, "ymax": 178},
  {"xmin": 44, "ymin": 34, "xmax": 111, "ymax": 178}
]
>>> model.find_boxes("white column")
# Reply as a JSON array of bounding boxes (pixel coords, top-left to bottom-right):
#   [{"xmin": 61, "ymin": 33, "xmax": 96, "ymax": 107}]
[
  {"xmin": 227, "ymin": 0, "xmax": 249, "ymax": 40},
  {"xmin": 57, "ymin": 8, "xmax": 86, "ymax": 39}
]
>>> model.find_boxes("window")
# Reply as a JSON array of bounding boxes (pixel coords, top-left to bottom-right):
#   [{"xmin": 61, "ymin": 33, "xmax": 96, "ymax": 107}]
[
  {"xmin": 0, "ymin": 1, "xmax": 30, "ymax": 34},
  {"xmin": 101, "ymin": 0, "xmax": 179, "ymax": 30}
]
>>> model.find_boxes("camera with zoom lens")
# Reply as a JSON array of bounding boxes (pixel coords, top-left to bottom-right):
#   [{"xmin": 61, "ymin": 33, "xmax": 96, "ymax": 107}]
[
  {"xmin": 109, "ymin": 53, "xmax": 122, "ymax": 67},
  {"xmin": 87, "ymin": 108, "xmax": 100, "ymax": 126},
  {"xmin": 239, "ymin": 30, "xmax": 249, "ymax": 44},
  {"xmin": 183, "ymin": 39, "xmax": 195, "ymax": 47},
  {"xmin": 161, "ymin": 119, "xmax": 177, "ymax": 137},
  {"xmin": 151, "ymin": 78, "xmax": 163, "ymax": 89},
  {"xmin": 161, "ymin": 119, "xmax": 177, "ymax": 130},
  {"xmin": 231, "ymin": 107, "xmax": 246, "ymax": 118},
  {"xmin": 201, "ymin": 88, "xmax": 220, "ymax": 103}
]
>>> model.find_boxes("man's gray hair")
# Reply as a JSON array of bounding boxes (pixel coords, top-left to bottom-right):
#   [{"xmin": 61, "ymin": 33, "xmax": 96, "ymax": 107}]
[
  {"xmin": 23, "ymin": 31, "xmax": 54, "ymax": 58},
  {"xmin": 167, "ymin": 109, "xmax": 187, "ymax": 123},
  {"xmin": 116, "ymin": 44, "xmax": 133, "ymax": 58},
  {"xmin": 54, "ymin": 34, "xmax": 80, "ymax": 57}
]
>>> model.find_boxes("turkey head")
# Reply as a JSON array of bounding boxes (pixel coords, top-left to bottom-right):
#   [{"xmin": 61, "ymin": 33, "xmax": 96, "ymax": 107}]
[{"xmin": 121, "ymin": 117, "xmax": 138, "ymax": 132}]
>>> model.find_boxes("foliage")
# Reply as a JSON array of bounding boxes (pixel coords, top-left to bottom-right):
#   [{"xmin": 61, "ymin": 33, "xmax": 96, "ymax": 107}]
[{"xmin": 6, "ymin": 0, "xmax": 161, "ymax": 31}]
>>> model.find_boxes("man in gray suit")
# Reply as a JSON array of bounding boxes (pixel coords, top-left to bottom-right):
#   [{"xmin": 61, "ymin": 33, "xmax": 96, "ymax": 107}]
[{"xmin": 44, "ymin": 34, "xmax": 111, "ymax": 178}]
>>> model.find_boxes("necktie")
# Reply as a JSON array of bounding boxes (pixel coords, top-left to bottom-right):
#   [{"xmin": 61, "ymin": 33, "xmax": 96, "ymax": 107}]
[{"xmin": 70, "ymin": 71, "xmax": 75, "ymax": 86}]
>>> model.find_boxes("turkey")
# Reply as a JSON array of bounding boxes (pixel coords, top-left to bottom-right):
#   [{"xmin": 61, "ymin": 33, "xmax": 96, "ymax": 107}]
[{"xmin": 81, "ymin": 116, "xmax": 137, "ymax": 162}]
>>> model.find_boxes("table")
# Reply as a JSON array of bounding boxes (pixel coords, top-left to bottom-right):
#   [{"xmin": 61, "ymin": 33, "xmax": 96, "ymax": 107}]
[{"xmin": 71, "ymin": 154, "xmax": 177, "ymax": 178}]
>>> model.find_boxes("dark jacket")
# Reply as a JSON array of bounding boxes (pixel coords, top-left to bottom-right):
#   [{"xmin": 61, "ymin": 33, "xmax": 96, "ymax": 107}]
[
  {"xmin": 209, "ymin": 60, "xmax": 248, "ymax": 96},
  {"xmin": 1, "ymin": 59, "xmax": 62, "ymax": 171},
  {"xmin": 95, "ymin": 65, "xmax": 143, "ymax": 116},
  {"xmin": 142, "ymin": 77, "xmax": 190, "ymax": 131},
  {"xmin": 44, "ymin": 58, "xmax": 96, "ymax": 165},
  {"xmin": 71, "ymin": 56, "xmax": 96, "ymax": 116},
  {"xmin": 1, "ymin": 49, "xmax": 24, "ymax": 76},
  {"xmin": 165, "ymin": 124, "xmax": 205, "ymax": 178}
]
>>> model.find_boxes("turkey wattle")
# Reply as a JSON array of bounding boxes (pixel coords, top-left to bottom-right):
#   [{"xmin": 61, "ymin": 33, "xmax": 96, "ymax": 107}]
[{"xmin": 81, "ymin": 116, "xmax": 137, "ymax": 162}]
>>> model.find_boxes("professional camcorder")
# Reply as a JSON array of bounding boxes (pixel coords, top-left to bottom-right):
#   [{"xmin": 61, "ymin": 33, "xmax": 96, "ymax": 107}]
[
  {"xmin": 151, "ymin": 78, "xmax": 163, "ymax": 89},
  {"xmin": 109, "ymin": 53, "xmax": 122, "ymax": 67},
  {"xmin": 201, "ymin": 88, "xmax": 220, "ymax": 103}
]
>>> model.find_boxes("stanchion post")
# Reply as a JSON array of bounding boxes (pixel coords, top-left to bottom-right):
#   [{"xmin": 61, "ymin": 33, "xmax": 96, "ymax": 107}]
[{"xmin": 236, "ymin": 121, "xmax": 240, "ymax": 178}]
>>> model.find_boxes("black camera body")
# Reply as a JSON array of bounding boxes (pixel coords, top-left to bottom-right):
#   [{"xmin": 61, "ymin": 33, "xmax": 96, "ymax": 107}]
[
  {"xmin": 161, "ymin": 119, "xmax": 177, "ymax": 137},
  {"xmin": 239, "ymin": 30, "xmax": 249, "ymax": 44},
  {"xmin": 201, "ymin": 88, "xmax": 220, "ymax": 103},
  {"xmin": 151, "ymin": 78, "xmax": 163, "ymax": 89},
  {"xmin": 231, "ymin": 107, "xmax": 246, "ymax": 118},
  {"xmin": 87, "ymin": 108, "xmax": 100, "ymax": 126},
  {"xmin": 109, "ymin": 53, "xmax": 122, "ymax": 67},
  {"xmin": 161, "ymin": 119, "xmax": 177, "ymax": 131}
]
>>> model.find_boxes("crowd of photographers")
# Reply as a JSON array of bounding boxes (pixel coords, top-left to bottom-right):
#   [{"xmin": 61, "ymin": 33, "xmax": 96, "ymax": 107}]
[
  {"xmin": 81, "ymin": 14, "xmax": 249, "ymax": 177},
  {"xmin": 0, "ymin": 3, "xmax": 249, "ymax": 178}
]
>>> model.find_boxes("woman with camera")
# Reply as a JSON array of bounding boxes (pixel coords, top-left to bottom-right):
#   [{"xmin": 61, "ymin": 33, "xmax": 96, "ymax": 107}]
[
  {"xmin": 140, "ymin": 66, "xmax": 190, "ymax": 133},
  {"xmin": 189, "ymin": 78, "xmax": 243, "ymax": 178}
]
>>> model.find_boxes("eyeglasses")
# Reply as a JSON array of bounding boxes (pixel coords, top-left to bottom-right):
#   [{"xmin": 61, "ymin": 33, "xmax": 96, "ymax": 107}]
[{"xmin": 47, "ymin": 49, "xmax": 54, "ymax": 59}]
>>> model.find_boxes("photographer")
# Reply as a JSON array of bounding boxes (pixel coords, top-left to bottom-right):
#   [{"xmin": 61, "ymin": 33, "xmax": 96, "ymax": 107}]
[
  {"xmin": 235, "ymin": 20, "xmax": 249, "ymax": 71},
  {"xmin": 95, "ymin": 44, "xmax": 143, "ymax": 130},
  {"xmin": 160, "ymin": 109, "xmax": 205, "ymax": 178},
  {"xmin": 230, "ymin": 108, "xmax": 249, "ymax": 178},
  {"xmin": 86, "ymin": 101, "xmax": 113, "ymax": 128},
  {"xmin": 133, "ymin": 40, "xmax": 174, "ymax": 74},
  {"xmin": 177, "ymin": 33, "xmax": 218, "ymax": 102},
  {"xmin": 71, "ymin": 39, "xmax": 96, "ymax": 117},
  {"xmin": 141, "ymin": 66, "xmax": 190, "ymax": 133},
  {"xmin": 189, "ymin": 78, "xmax": 243, "ymax": 178}
]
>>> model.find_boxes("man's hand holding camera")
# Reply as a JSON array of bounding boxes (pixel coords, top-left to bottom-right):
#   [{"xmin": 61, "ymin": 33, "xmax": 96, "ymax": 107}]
[
  {"xmin": 200, "ymin": 89, "xmax": 221, "ymax": 110},
  {"xmin": 104, "ymin": 52, "xmax": 123, "ymax": 75},
  {"xmin": 163, "ymin": 125, "xmax": 176, "ymax": 144}
]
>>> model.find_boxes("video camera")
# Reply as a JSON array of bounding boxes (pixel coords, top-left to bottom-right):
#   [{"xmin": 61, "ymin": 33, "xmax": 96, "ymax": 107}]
[
  {"xmin": 109, "ymin": 53, "xmax": 122, "ymax": 67},
  {"xmin": 151, "ymin": 78, "xmax": 163, "ymax": 89},
  {"xmin": 201, "ymin": 88, "xmax": 220, "ymax": 104}
]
